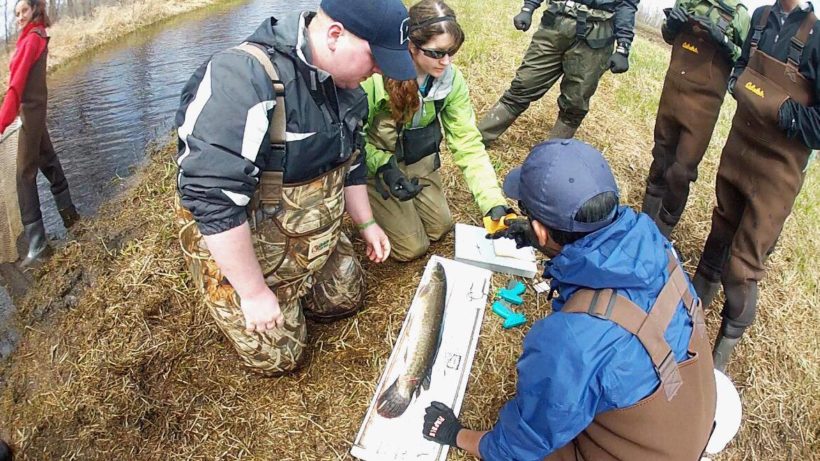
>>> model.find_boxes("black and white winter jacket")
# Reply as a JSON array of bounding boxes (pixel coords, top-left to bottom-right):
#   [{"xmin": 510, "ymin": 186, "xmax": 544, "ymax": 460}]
[{"xmin": 175, "ymin": 12, "xmax": 369, "ymax": 236}]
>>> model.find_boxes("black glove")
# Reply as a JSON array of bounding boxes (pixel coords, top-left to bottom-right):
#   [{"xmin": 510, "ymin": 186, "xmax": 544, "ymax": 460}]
[
  {"xmin": 486, "ymin": 205, "xmax": 514, "ymax": 221},
  {"xmin": 608, "ymin": 50, "xmax": 630, "ymax": 74},
  {"xmin": 422, "ymin": 401, "xmax": 463, "ymax": 447},
  {"xmin": 375, "ymin": 157, "xmax": 426, "ymax": 201},
  {"xmin": 664, "ymin": 7, "xmax": 689, "ymax": 36},
  {"xmin": 486, "ymin": 217, "xmax": 538, "ymax": 249},
  {"xmin": 692, "ymin": 15, "xmax": 732, "ymax": 55},
  {"xmin": 778, "ymin": 99, "xmax": 799, "ymax": 139},
  {"xmin": 513, "ymin": 8, "xmax": 534, "ymax": 31}
]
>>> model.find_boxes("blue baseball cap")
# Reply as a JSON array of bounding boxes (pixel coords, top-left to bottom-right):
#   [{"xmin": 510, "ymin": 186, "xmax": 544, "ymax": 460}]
[
  {"xmin": 503, "ymin": 139, "xmax": 620, "ymax": 233},
  {"xmin": 320, "ymin": 0, "xmax": 416, "ymax": 81}
]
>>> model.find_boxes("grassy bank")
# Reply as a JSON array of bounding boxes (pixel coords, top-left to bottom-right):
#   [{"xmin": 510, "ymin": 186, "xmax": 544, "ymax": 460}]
[
  {"xmin": 0, "ymin": 0, "xmax": 223, "ymax": 84},
  {"xmin": 0, "ymin": 0, "xmax": 817, "ymax": 459}
]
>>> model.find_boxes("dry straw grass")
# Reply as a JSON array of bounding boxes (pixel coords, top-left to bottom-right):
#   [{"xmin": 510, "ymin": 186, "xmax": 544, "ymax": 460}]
[
  {"xmin": 0, "ymin": 0, "xmax": 817, "ymax": 459},
  {"xmin": 0, "ymin": 0, "xmax": 220, "ymax": 86}
]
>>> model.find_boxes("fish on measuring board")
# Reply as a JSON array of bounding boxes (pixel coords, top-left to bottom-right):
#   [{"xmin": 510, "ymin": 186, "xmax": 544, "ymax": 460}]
[{"xmin": 376, "ymin": 262, "xmax": 448, "ymax": 419}]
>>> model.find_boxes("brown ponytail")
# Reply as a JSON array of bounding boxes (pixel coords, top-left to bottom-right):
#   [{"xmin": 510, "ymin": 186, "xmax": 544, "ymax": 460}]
[{"xmin": 385, "ymin": 78, "xmax": 420, "ymax": 125}]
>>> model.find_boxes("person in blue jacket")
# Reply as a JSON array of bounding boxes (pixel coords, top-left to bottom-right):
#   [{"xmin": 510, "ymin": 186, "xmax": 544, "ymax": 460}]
[{"xmin": 421, "ymin": 139, "xmax": 716, "ymax": 460}]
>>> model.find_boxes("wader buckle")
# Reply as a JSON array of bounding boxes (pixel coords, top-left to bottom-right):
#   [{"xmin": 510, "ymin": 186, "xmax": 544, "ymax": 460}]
[{"xmin": 587, "ymin": 289, "xmax": 617, "ymax": 320}]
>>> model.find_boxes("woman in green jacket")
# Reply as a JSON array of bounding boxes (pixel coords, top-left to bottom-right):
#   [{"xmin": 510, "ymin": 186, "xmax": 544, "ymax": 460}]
[{"xmin": 363, "ymin": 0, "xmax": 510, "ymax": 262}]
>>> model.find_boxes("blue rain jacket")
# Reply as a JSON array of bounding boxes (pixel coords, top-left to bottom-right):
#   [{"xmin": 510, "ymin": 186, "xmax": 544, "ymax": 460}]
[{"xmin": 479, "ymin": 206, "xmax": 696, "ymax": 460}]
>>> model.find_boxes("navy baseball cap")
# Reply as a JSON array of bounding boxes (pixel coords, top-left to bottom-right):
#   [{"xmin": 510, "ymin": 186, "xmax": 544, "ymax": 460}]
[
  {"xmin": 320, "ymin": 0, "xmax": 416, "ymax": 81},
  {"xmin": 503, "ymin": 139, "xmax": 620, "ymax": 233}
]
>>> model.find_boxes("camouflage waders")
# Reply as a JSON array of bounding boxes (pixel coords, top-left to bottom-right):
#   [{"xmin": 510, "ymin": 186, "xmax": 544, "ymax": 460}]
[
  {"xmin": 175, "ymin": 43, "xmax": 365, "ymax": 376},
  {"xmin": 176, "ymin": 161, "xmax": 364, "ymax": 375}
]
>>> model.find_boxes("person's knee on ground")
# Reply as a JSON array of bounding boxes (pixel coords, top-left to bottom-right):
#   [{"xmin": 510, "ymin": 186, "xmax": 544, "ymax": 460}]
[
  {"xmin": 424, "ymin": 211, "xmax": 454, "ymax": 243},
  {"xmin": 390, "ymin": 232, "xmax": 431, "ymax": 262},
  {"xmin": 303, "ymin": 234, "xmax": 365, "ymax": 322},
  {"xmin": 207, "ymin": 292, "xmax": 308, "ymax": 377}
]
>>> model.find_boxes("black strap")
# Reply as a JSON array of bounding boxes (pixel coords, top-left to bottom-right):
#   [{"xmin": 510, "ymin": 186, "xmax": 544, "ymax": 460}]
[
  {"xmin": 788, "ymin": 11, "xmax": 817, "ymax": 68},
  {"xmin": 238, "ymin": 42, "xmax": 287, "ymax": 173},
  {"xmin": 409, "ymin": 15, "xmax": 455, "ymax": 33},
  {"xmin": 576, "ymin": 9, "xmax": 589, "ymax": 39},
  {"xmin": 751, "ymin": 6, "xmax": 772, "ymax": 50}
]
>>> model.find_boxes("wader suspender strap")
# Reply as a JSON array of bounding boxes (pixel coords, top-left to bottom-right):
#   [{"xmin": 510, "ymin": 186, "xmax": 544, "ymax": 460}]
[
  {"xmin": 788, "ymin": 12, "xmax": 818, "ymax": 68},
  {"xmin": 576, "ymin": 9, "xmax": 589, "ymax": 39},
  {"xmin": 561, "ymin": 251, "xmax": 699, "ymax": 401},
  {"xmin": 234, "ymin": 42, "xmax": 287, "ymax": 210},
  {"xmin": 706, "ymin": 0, "xmax": 736, "ymax": 33},
  {"xmin": 750, "ymin": 6, "xmax": 772, "ymax": 50}
]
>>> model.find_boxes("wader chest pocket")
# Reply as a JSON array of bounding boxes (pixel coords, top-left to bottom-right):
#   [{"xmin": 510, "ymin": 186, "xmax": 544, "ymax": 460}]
[
  {"xmin": 397, "ymin": 119, "xmax": 443, "ymax": 166},
  {"xmin": 670, "ymin": 33, "xmax": 715, "ymax": 86}
]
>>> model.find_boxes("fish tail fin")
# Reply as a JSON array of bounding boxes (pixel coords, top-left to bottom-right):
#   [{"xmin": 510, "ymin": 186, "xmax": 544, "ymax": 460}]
[{"xmin": 376, "ymin": 379, "xmax": 412, "ymax": 419}]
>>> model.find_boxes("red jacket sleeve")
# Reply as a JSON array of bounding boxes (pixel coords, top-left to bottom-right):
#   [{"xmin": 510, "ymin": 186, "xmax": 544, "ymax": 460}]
[{"xmin": 0, "ymin": 30, "xmax": 47, "ymax": 133}]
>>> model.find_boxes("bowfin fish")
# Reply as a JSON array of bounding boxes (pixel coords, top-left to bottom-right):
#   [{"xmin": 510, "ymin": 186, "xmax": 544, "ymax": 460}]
[{"xmin": 376, "ymin": 262, "xmax": 447, "ymax": 419}]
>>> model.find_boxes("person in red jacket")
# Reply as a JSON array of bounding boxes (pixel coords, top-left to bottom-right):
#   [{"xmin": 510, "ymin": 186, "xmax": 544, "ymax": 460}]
[{"xmin": 0, "ymin": 0, "xmax": 79, "ymax": 267}]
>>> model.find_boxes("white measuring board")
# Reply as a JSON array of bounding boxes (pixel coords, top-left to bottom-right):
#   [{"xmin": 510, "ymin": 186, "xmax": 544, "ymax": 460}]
[
  {"xmin": 351, "ymin": 256, "xmax": 492, "ymax": 461},
  {"xmin": 454, "ymin": 223, "xmax": 538, "ymax": 278}
]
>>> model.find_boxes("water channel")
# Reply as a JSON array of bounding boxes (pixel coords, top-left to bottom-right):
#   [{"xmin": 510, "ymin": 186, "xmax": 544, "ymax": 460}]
[{"xmin": 0, "ymin": 0, "xmax": 319, "ymax": 360}]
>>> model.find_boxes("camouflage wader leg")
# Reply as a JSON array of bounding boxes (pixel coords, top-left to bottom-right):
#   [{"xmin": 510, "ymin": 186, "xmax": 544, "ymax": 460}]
[
  {"xmin": 557, "ymin": 32, "xmax": 612, "ymax": 129},
  {"xmin": 302, "ymin": 232, "xmax": 365, "ymax": 322},
  {"xmin": 175, "ymin": 201, "xmax": 307, "ymax": 376},
  {"xmin": 175, "ymin": 160, "xmax": 351, "ymax": 375}
]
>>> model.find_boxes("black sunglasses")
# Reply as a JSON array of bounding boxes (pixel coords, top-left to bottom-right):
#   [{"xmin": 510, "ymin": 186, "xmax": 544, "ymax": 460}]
[{"xmin": 413, "ymin": 41, "xmax": 457, "ymax": 60}]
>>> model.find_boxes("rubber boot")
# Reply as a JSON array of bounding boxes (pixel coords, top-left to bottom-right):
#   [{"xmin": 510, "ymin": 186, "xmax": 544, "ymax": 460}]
[
  {"xmin": 477, "ymin": 102, "xmax": 518, "ymax": 146},
  {"xmin": 20, "ymin": 220, "xmax": 52, "ymax": 267},
  {"xmin": 641, "ymin": 193, "xmax": 663, "ymax": 221},
  {"xmin": 54, "ymin": 189, "xmax": 80, "ymax": 229},
  {"xmin": 654, "ymin": 215, "xmax": 674, "ymax": 238},
  {"xmin": 0, "ymin": 439, "xmax": 12, "ymax": 461},
  {"xmin": 548, "ymin": 119, "xmax": 578, "ymax": 140},
  {"xmin": 712, "ymin": 334, "xmax": 741, "ymax": 372},
  {"xmin": 692, "ymin": 271, "xmax": 721, "ymax": 309}
]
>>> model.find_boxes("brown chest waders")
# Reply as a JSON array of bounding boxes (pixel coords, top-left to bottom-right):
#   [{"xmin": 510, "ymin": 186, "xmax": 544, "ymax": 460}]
[
  {"xmin": 175, "ymin": 43, "xmax": 365, "ymax": 376},
  {"xmin": 644, "ymin": 21, "xmax": 733, "ymax": 236},
  {"xmin": 16, "ymin": 28, "xmax": 74, "ymax": 227},
  {"xmin": 694, "ymin": 8, "xmax": 816, "ymax": 370},
  {"xmin": 545, "ymin": 251, "xmax": 716, "ymax": 461}
]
